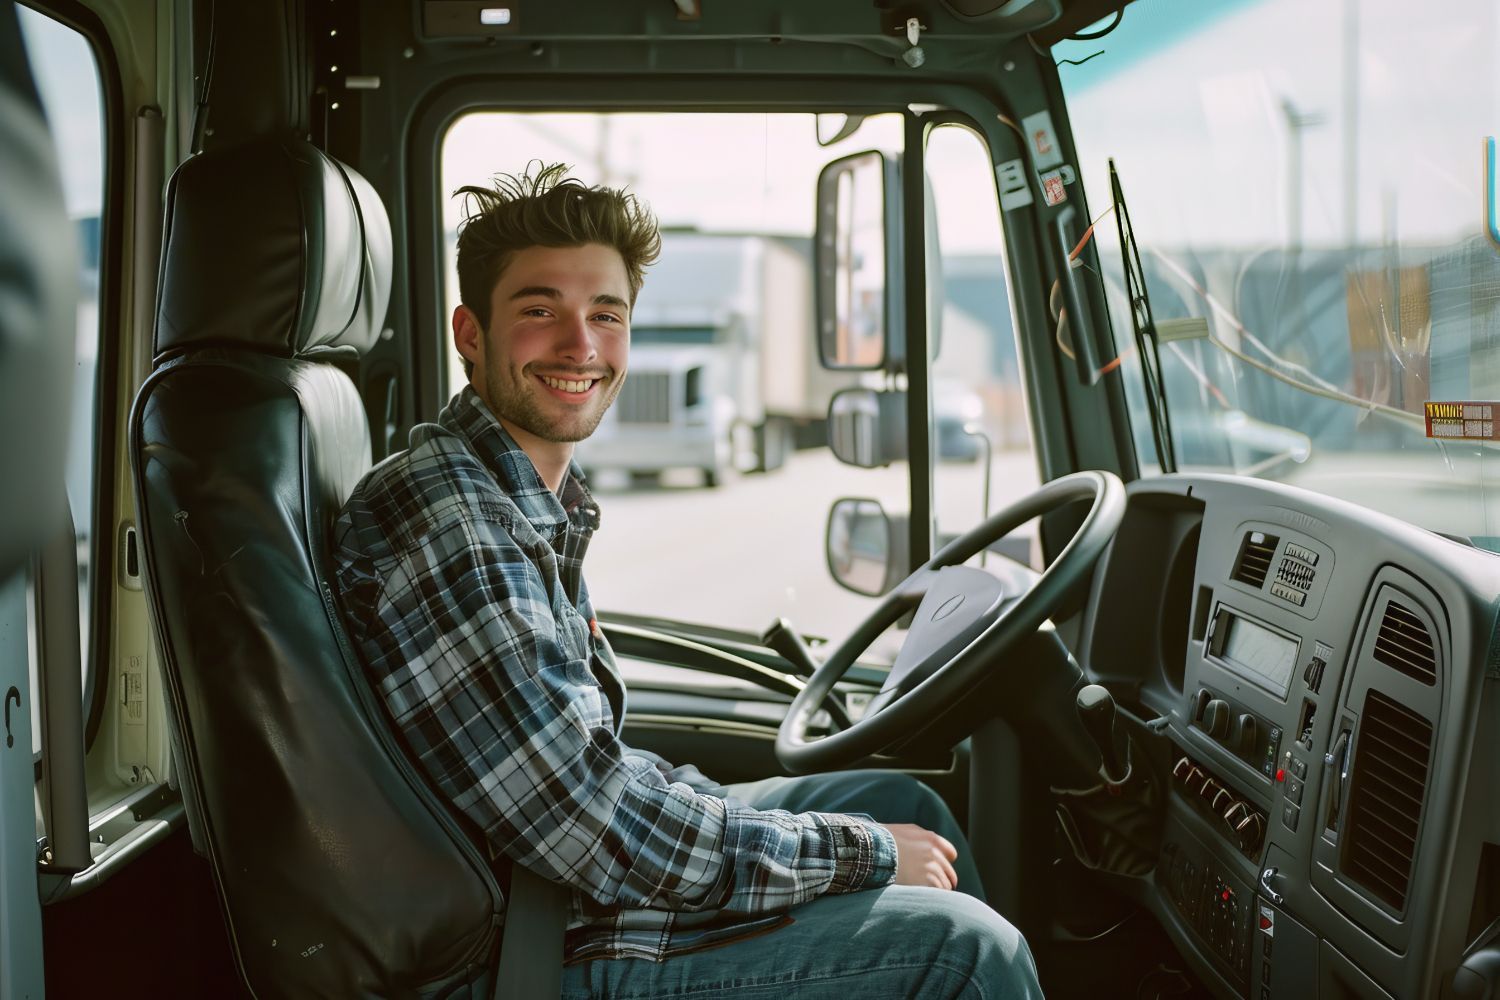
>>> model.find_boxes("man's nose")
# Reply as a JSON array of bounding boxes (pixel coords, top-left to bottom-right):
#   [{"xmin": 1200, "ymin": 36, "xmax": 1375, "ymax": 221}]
[{"xmin": 555, "ymin": 311, "xmax": 598, "ymax": 365}]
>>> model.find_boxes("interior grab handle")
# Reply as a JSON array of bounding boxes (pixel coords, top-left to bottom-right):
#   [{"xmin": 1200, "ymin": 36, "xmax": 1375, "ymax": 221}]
[{"xmin": 1324, "ymin": 728, "xmax": 1352, "ymax": 833}]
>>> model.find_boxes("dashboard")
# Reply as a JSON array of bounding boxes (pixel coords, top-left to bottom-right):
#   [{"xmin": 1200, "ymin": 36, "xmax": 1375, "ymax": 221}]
[{"xmin": 1080, "ymin": 474, "xmax": 1500, "ymax": 1000}]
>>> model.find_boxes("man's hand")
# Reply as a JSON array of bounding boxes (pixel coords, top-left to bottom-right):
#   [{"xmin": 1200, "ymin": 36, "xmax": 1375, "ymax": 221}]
[{"xmin": 885, "ymin": 823, "xmax": 960, "ymax": 890}]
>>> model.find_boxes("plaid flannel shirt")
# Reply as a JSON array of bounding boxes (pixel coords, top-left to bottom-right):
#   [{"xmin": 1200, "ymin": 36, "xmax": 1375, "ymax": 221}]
[{"xmin": 332, "ymin": 388, "xmax": 897, "ymax": 963}]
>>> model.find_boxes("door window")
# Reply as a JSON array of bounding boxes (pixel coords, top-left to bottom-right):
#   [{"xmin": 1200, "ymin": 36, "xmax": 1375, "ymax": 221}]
[{"xmin": 16, "ymin": 6, "xmax": 106, "ymax": 752}]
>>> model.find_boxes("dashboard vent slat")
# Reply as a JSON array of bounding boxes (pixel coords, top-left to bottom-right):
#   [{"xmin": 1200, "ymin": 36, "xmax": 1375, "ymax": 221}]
[
  {"xmin": 1372, "ymin": 599, "xmax": 1437, "ymax": 685},
  {"xmin": 1232, "ymin": 531, "xmax": 1279, "ymax": 588},
  {"xmin": 1343, "ymin": 689, "xmax": 1432, "ymax": 912}
]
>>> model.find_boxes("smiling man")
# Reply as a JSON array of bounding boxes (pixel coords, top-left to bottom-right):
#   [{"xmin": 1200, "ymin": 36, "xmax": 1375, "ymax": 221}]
[{"xmin": 331, "ymin": 164, "xmax": 1040, "ymax": 999}]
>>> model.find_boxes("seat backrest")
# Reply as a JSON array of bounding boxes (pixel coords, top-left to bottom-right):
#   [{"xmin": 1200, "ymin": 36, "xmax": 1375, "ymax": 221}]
[{"xmin": 131, "ymin": 136, "xmax": 503, "ymax": 997}]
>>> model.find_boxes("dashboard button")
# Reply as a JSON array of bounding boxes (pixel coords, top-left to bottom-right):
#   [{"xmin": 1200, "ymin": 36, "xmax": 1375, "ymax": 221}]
[
  {"xmin": 1282, "ymin": 804, "xmax": 1299, "ymax": 832},
  {"xmin": 1233, "ymin": 811, "xmax": 1265, "ymax": 852},
  {"xmin": 1286, "ymin": 778, "xmax": 1304, "ymax": 805},
  {"xmin": 1291, "ymin": 757, "xmax": 1308, "ymax": 780}
]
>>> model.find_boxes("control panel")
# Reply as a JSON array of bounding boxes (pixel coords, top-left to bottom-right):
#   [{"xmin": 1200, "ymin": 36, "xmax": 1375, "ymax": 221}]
[
  {"xmin": 1170, "ymin": 753, "xmax": 1267, "ymax": 857},
  {"xmin": 1161, "ymin": 838, "xmax": 1253, "ymax": 986},
  {"xmin": 1189, "ymin": 688, "xmax": 1283, "ymax": 779}
]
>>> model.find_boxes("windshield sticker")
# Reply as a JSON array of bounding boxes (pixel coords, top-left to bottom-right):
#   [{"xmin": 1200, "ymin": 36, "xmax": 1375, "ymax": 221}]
[
  {"xmin": 1021, "ymin": 110, "xmax": 1064, "ymax": 170},
  {"xmin": 1041, "ymin": 169, "xmax": 1068, "ymax": 206},
  {"xmin": 1425, "ymin": 402, "xmax": 1499, "ymax": 441},
  {"xmin": 997, "ymin": 159, "xmax": 1034, "ymax": 210}
]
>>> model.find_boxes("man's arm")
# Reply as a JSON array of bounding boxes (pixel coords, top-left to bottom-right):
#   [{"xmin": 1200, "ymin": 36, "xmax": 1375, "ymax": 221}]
[
  {"xmin": 362, "ymin": 516, "xmax": 896, "ymax": 915},
  {"xmin": 624, "ymin": 747, "xmax": 726, "ymax": 798}
]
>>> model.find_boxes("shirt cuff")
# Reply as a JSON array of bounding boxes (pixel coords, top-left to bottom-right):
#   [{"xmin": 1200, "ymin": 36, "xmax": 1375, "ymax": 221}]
[{"xmin": 820, "ymin": 815, "xmax": 898, "ymax": 894}]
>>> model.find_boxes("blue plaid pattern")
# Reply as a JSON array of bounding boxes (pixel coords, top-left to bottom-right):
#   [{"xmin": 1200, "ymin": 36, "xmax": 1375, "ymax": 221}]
[{"xmin": 332, "ymin": 388, "xmax": 896, "ymax": 963}]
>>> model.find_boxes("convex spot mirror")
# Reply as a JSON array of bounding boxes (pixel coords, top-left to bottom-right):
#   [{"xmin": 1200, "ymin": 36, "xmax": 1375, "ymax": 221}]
[
  {"xmin": 826, "ymin": 498, "xmax": 908, "ymax": 596},
  {"xmin": 816, "ymin": 150, "xmax": 897, "ymax": 371},
  {"xmin": 827, "ymin": 387, "xmax": 907, "ymax": 468},
  {"xmin": 815, "ymin": 112, "xmax": 869, "ymax": 147}
]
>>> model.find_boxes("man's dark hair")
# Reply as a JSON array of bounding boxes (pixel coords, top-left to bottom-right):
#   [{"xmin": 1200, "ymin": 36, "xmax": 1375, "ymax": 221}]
[{"xmin": 454, "ymin": 162, "xmax": 661, "ymax": 377}]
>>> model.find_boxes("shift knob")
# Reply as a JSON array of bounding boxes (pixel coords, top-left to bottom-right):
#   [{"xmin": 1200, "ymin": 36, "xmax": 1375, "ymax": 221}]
[{"xmin": 1077, "ymin": 684, "xmax": 1128, "ymax": 783}]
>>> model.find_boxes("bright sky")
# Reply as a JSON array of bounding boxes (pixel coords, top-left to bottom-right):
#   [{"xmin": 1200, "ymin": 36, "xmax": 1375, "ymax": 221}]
[{"xmin": 1056, "ymin": 0, "xmax": 1500, "ymax": 249}]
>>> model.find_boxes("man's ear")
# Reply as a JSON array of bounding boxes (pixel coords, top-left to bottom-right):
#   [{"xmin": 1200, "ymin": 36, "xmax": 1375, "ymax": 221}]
[{"xmin": 453, "ymin": 305, "xmax": 482, "ymax": 370}]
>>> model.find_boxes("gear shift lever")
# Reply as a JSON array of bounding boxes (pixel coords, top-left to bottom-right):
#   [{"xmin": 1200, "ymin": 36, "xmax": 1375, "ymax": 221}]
[{"xmin": 1076, "ymin": 684, "xmax": 1128, "ymax": 783}]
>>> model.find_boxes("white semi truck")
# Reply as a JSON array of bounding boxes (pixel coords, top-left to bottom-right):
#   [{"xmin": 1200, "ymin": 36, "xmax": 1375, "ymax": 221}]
[{"xmin": 576, "ymin": 231, "xmax": 852, "ymax": 486}]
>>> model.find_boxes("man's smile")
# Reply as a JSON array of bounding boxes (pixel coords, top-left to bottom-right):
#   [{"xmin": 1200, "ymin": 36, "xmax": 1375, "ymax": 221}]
[{"xmin": 536, "ymin": 372, "xmax": 607, "ymax": 398}]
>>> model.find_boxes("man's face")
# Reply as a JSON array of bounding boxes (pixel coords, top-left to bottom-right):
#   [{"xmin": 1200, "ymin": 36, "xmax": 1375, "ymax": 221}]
[{"xmin": 456, "ymin": 243, "xmax": 631, "ymax": 445}]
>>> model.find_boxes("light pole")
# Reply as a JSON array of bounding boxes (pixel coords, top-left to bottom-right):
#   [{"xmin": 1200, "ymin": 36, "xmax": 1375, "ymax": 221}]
[{"xmin": 1280, "ymin": 97, "xmax": 1325, "ymax": 255}]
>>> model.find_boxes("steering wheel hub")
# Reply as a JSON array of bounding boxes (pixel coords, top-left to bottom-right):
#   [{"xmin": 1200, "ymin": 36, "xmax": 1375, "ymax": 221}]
[{"xmin": 776, "ymin": 470, "xmax": 1126, "ymax": 773}]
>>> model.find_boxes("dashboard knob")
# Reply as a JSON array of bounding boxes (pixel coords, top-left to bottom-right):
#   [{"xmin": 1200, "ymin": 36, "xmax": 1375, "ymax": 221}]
[
  {"xmin": 1233, "ymin": 811, "xmax": 1265, "ymax": 852},
  {"xmin": 1204, "ymin": 699, "xmax": 1231, "ymax": 739},
  {"xmin": 1172, "ymin": 757, "xmax": 1192, "ymax": 781},
  {"xmin": 1222, "ymin": 800, "xmax": 1248, "ymax": 828},
  {"xmin": 1234, "ymin": 714, "xmax": 1259, "ymax": 753},
  {"xmin": 1185, "ymin": 766, "xmax": 1208, "ymax": 794},
  {"xmin": 1199, "ymin": 778, "xmax": 1222, "ymax": 804}
]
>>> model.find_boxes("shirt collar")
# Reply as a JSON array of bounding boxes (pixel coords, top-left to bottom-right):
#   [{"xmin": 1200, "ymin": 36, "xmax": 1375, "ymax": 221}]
[{"xmin": 441, "ymin": 387, "xmax": 601, "ymax": 537}]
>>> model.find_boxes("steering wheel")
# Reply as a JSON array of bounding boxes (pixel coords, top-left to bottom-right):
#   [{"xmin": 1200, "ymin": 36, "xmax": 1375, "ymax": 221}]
[{"xmin": 775, "ymin": 470, "xmax": 1126, "ymax": 774}]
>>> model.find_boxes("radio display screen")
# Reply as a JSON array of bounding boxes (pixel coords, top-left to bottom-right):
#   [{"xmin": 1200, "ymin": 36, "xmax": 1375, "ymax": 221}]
[{"xmin": 1219, "ymin": 613, "xmax": 1298, "ymax": 697}]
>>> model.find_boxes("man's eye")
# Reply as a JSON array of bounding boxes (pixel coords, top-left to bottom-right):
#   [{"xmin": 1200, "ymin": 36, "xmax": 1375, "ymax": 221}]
[
  {"xmin": 523, "ymin": 307, "xmax": 551, "ymax": 317},
  {"xmin": 593, "ymin": 313, "xmax": 623, "ymax": 324}
]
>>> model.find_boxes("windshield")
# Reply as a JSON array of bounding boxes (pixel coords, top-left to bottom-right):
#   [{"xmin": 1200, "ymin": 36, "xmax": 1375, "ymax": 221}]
[{"xmin": 1056, "ymin": 0, "xmax": 1500, "ymax": 550}]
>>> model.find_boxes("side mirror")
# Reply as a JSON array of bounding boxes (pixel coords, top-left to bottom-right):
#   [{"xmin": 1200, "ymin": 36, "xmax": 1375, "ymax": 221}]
[
  {"xmin": 827, "ymin": 387, "xmax": 907, "ymax": 468},
  {"xmin": 826, "ymin": 498, "xmax": 908, "ymax": 596},
  {"xmin": 815, "ymin": 150, "xmax": 897, "ymax": 370}
]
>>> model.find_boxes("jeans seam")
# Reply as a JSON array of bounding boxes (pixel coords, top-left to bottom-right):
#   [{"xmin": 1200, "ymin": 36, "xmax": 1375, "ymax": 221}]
[{"xmin": 570, "ymin": 958, "xmax": 983, "ymax": 999}]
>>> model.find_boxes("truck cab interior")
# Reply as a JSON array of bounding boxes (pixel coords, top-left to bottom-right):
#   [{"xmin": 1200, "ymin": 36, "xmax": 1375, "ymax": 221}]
[{"xmin": 3, "ymin": 1, "xmax": 1499, "ymax": 998}]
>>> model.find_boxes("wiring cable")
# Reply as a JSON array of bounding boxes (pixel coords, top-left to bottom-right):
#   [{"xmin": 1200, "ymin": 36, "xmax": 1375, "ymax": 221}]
[
  {"xmin": 1051, "ymin": 195, "xmax": 1428, "ymax": 434},
  {"xmin": 1068, "ymin": 9, "xmax": 1124, "ymax": 40},
  {"xmin": 189, "ymin": 0, "xmax": 217, "ymax": 153},
  {"xmin": 1145, "ymin": 247, "xmax": 1427, "ymax": 430}
]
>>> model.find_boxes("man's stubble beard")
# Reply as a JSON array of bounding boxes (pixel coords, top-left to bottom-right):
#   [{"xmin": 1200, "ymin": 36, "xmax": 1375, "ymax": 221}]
[{"xmin": 483, "ymin": 353, "xmax": 625, "ymax": 444}]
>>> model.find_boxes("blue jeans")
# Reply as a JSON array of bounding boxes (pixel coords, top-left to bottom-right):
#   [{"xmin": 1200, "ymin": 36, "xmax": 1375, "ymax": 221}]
[{"xmin": 560, "ymin": 770, "xmax": 1042, "ymax": 999}]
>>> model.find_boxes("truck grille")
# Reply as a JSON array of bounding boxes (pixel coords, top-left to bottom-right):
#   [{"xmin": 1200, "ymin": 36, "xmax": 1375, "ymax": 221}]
[{"xmin": 616, "ymin": 372, "xmax": 672, "ymax": 424}]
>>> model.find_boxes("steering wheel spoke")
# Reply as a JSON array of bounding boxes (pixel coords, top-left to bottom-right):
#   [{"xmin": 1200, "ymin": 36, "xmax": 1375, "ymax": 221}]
[
  {"xmin": 862, "ymin": 686, "xmax": 901, "ymax": 720},
  {"xmin": 776, "ymin": 471, "xmax": 1126, "ymax": 774}
]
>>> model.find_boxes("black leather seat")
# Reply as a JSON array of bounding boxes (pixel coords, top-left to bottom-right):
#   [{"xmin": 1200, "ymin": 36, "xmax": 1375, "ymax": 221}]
[{"xmin": 130, "ymin": 136, "xmax": 507, "ymax": 997}]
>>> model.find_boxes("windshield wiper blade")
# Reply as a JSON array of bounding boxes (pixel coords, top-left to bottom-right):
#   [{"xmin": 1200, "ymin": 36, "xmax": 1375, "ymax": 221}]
[{"xmin": 1110, "ymin": 158, "xmax": 1177, "ymax": 473}]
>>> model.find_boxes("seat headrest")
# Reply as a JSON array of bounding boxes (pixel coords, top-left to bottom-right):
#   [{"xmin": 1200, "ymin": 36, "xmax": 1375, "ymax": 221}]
[{"xmin": 155, "ymin": 137, "xmax": 392, "ymax": 358}]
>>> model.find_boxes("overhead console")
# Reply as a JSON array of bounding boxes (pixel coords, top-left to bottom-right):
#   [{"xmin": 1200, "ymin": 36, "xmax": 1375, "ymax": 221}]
[{"xmin": 1083, "ymin": 474, "xmax": 1500, "ymax": 1000}]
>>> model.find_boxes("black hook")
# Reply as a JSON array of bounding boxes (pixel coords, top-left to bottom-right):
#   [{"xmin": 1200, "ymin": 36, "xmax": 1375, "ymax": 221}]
[{"xmin": 4, "ymin": 686, "xmax": 19, "ymax": 748}]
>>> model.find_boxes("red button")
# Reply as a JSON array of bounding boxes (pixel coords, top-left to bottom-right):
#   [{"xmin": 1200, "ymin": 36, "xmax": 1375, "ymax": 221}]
[
  {"xmin": 1276, "ymin": 768, "xmax": 1286, "ymax": 782},
  {"xmin": 1222, "ymin": 889, "xmax": 1231, "ymax": 901},
  {"xmin": 1259, "ymin": 915, "xmax": 1273, "ymax": 930}
]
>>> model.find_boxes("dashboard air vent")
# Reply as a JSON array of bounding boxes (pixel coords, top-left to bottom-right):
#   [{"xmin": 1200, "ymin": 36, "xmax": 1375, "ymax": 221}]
[
  {"xmin": 1343, "ymin": 689, "xmax": 1432, "ymax": 912},
  {"xmin": 1232, "ymin": 531, "xmax": 1278, "ymax": 588},
  {"xmin": 1372, "ymin": 599, "xmax": 1437, "ymax": 685}
]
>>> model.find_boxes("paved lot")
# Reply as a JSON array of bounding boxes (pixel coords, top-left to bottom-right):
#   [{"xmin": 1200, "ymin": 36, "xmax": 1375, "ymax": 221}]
[{"xmin": 585, "ymin": 448, "xmax": 1041, "ymax": 651}]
